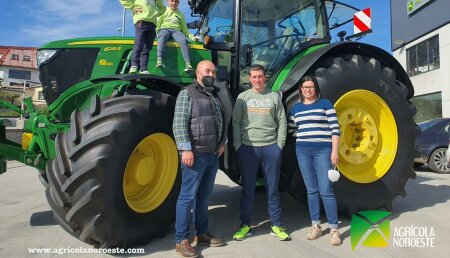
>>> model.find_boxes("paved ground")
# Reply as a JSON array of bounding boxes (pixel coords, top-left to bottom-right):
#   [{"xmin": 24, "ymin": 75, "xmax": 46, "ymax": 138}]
[{"xmin": 1, "ymin": 161, "xmax": 449, "ymax": 257}]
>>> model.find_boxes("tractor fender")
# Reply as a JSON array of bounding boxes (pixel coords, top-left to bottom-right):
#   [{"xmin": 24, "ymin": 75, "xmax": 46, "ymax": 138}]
[
  {"xmin": 91, "ymin": 74, "xmax": 183, "ymax": 97},
  {"xmin": 49, "ymin": 75, "xmax": 184, "ymax": 121},
  {"xmin": 279, "ymin": 41, "xmax": 414, "ymax": 99}
]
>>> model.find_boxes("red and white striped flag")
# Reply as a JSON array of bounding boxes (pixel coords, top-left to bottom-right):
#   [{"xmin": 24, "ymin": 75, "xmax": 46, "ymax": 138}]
[{"xmin": 354, "ymin": 8, "xmax": 371, "ymax": 34}]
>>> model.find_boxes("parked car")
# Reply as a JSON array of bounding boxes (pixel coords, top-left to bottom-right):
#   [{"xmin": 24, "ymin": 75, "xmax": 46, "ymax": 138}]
[
  {"xmin": 415, "ymin": 118, "xmax": 450, "ymax": 174},
  {"xmin": 447, "ymin": 136, "xmax": 450, "ymax": 169}
]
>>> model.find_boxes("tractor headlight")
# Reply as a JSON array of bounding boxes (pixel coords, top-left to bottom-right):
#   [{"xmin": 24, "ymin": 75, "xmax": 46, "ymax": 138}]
[{"xmin": 37, "ymin": 50, "xmax": 58, "ymax": 66}]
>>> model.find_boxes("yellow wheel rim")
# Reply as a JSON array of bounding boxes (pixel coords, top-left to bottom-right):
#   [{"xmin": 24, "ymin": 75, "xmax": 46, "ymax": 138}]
[
  {"xmin": 335, "ymin": 90, "xmax": 398, "ymax": 183},
  {"xmin": 123, "ymin": 133, "xmax": 178, "ymax": 213}
]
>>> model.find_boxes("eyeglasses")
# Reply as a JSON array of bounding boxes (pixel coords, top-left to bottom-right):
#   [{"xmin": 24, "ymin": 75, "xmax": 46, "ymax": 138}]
[{"xmin": 300, "ymin": 86, "xmax": 314, "ymax": 89}]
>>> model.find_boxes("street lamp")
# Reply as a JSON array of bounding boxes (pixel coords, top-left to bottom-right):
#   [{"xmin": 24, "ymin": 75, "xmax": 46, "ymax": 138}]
[{"xmin": 121, "ymin": 7, "xmax": 126, "ymax": 37}]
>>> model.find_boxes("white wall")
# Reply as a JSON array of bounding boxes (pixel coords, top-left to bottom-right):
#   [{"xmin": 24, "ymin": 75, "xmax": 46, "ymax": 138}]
[
  {"xmin": 0, "ymin": 68, "xmax": 6, "ymax": 86},
  {"xmin": 393, "ymin": 23, "xmax": 450, "ymax": 118},
  {"xmin": 0, "ymin": 66, "xmax": 40, "ymax": 88}
]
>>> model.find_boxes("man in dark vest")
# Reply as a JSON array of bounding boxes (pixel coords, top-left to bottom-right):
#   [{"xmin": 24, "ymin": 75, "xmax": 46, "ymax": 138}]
[{"xmin": 173, "ymin": 60, "xmax": 225, "ymax": 257}]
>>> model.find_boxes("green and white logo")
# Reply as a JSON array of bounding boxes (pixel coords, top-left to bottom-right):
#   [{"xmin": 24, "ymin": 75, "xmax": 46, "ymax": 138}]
[{"xmin": 351, "ymin": 210, "xmax": 391, "ymax": 251}]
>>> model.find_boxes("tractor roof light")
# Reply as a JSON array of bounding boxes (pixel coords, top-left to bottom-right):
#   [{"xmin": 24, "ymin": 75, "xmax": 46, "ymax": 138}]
[
  {"xmin": 203, "ymin": 35, "xmax": 213, "ymax": 47},
  {"xmin": 37, "ymin": 49, "xmax": 58, "ymax": 66}
]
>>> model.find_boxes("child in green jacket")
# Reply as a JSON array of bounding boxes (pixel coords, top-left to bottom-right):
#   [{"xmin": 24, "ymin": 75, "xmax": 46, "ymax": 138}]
[
  {"xmin": 156, "ymin": 0, "xmax": 194, "ymax": 72},
  {"xmin": 119, "ymin": 0, "xmax": 165, "ymax": 74}
]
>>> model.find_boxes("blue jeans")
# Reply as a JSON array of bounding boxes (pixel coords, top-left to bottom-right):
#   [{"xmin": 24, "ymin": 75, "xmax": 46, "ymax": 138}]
[
  {"xmin": 295, "ymin": 145, "xmax": 338, "ymax": 228},
  {"xmin": 175, "ymin": 152, "xmax": 219, "ymax": 243},
  {"xmin": 237, "ymin": 143, "xmax": 283, "ymax": 226},
  {"xmin": 132, "ymin": 21, "xmax": 156, "ymax": 71},
  {"xmin": 157, "ymin": 28, "xmax": 191, "ymax": 63}
]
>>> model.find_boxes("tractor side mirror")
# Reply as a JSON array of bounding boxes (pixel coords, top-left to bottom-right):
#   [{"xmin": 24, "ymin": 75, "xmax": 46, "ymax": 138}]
[
  {"xmin": 337, "ymin": 31, "xmax": 346, "ymax": 42},
  {"xmin": 187, "ymin": 20, "xmax": 200, "ymax": 29}
]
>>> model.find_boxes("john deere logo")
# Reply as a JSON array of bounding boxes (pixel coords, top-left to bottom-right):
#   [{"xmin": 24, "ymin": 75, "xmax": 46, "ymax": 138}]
[{"xmin": 351, "ymin": 210, "xmax": 391, "ymax": 250}]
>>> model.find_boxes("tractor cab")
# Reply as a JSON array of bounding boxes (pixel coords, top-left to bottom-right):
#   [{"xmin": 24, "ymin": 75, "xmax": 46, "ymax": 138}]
[{"xmin": 190, "ymin": 0, "xmax": 358, "ymax": 95}]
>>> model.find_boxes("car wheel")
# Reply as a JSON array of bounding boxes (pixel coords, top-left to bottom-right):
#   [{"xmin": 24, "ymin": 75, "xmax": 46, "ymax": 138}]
[{"xmin": 429, "ymin": 148, "xmax": 450, "ymax": 174}]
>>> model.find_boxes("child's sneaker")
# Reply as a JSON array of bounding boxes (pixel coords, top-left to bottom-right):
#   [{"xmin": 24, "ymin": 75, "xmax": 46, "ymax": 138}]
[
  {"xmin": 270, "ymin": 225, "xmax": 290, "ymax": 241},
  {"xmin": 129, "ymin": 66, "xmax": 138, "ymax": 74},
  {"xmin": 156, "ymin": 58, "xmax": 165, "ymax": 69},
  {"xmin": 139, "ymin": 70, "xmax": 150, "ymax": 75},
  {"xmin": 184, "ymin": 62, "xmax": 193, "ymax": 72},
  {"xmin": 307, "ymin": 224, "xmax": 322, "ymax": 240},
  {"xmin": 330, "ymin": 229, "xmax": 342, "ymax": 246}
]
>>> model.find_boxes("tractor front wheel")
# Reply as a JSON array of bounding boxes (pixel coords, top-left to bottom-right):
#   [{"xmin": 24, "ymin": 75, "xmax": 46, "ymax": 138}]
[{"xmin": 45, "ymin": 94, "xmax": 180, "ymax": 247}]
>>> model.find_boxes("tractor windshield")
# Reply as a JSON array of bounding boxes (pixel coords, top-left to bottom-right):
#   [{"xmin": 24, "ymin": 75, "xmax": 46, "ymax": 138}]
[
  {"xmin": 199, "ymin": 0, "xmax": 235, "ymax": 43},
  {"xmin": 239, "ymin": 0, "xmax": 328, "ymax": 90}
]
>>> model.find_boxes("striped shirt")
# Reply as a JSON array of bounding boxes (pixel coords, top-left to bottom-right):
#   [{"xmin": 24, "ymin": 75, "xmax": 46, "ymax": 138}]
[{"xmin": 288, "ymin": 99, "xmax": 340, "ymax": 147}]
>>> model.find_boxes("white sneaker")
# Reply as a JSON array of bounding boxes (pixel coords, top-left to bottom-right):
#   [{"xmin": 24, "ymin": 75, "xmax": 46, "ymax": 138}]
[{"xmin": 129, "ymin": 66, "xmax": 138, "ymax": 74}]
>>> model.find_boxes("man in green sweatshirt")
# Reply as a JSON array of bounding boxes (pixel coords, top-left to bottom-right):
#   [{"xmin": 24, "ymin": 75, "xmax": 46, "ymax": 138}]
[
  {"xmin": 119, "ymin": 0, "xmax": 165, "ymax": 74},
  {"xmin": 232, "ymin": 64, "xmax": 290, "ymax": 241}
]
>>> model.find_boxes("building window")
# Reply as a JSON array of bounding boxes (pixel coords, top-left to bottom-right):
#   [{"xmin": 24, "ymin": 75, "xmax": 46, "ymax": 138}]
[
  {"xmin": 9, "ymin": 69, "xmax": 31, "ymax": 80},
  {"xmin": 38, "ymin": 91, "xmax": 44, "ymax": 100},
  {"xmin": 407, "ymin": 35, "xmax": 439, "ymax": 77},
  {"xmin": 23, "ymin": 55, "xmax": 31, "ymax": 61},
  {"xmin": 11, "ymin": 54, "xmax": 19, "ymax": 60},
  {"xmin": 411, "ymin": 92, "xmax": 442, "ymax": 123}
]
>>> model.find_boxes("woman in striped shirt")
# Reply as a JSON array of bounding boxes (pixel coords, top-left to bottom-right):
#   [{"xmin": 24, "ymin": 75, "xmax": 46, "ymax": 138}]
[{"xmin": 288, "ymin": 75, "xmax": 342, "ymax": 246}]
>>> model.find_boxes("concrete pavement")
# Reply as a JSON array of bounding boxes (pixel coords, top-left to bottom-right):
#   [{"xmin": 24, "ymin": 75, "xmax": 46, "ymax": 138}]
[{"xmin": 1, "ymin": 161, "xmax": 449, "ymax": 257}]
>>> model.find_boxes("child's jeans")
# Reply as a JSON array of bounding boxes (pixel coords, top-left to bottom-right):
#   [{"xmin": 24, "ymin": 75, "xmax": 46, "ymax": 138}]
[
  {"xmin": 132, "ymin": 21, "xmax": 157, "ymax": 71},
  {"xmin": 157, "ymin": 28, "xmax": 191, "ymax": 63}
]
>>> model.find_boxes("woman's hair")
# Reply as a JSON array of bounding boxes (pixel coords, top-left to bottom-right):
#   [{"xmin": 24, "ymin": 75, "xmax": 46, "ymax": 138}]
[{"xmin": 298, "ymin": 75, "xmax": 321, "ymax": 103}]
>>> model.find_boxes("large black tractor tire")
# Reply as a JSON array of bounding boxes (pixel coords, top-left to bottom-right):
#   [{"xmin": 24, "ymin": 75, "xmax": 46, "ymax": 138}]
[
  {"xmin": 281, "ymin": 54, "xmax": 417, "ymax": 217},
  {"xmin": 45, "ymin": 94, "xmax": 180, "ymax": 248},
  {"xmin": 38, "ymin": 169, "xmax": 49, "ymax": 188}
]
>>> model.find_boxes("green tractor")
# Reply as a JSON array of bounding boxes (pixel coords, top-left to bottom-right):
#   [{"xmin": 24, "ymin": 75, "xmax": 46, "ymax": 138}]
[{"xmin": 0, "ymin": 0, "xmax": 416, "ymax": 248}]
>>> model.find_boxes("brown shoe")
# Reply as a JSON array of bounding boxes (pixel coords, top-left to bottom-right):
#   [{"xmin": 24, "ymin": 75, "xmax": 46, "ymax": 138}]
[
  {"xmin": 192, "ymin": 231, "xmax": 225, "ymax": 247},
  {"xmin": 175, "ymin": 239, "xmax": 198, "ymax": 258}
]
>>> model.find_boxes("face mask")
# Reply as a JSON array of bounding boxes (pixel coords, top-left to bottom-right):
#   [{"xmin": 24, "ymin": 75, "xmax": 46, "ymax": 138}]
[
  {"xmin": 202, "ymin": 76, "xmax": 215, "ymax": 87},
  {"xmin": 328, "ymin": 167, "xmax": 340, "ymax": 182}
]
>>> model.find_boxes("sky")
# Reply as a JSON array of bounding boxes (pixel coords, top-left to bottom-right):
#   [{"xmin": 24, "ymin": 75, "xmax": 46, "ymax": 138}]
[{"xmin": 0, "ymin": 0, "xmax": 392, "ymax": 53}]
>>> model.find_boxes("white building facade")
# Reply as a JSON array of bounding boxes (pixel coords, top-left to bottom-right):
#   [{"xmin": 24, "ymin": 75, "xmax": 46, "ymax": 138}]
[{"xmin": 391, "ymin": 0, "xmax": 450, "ymax": 122}]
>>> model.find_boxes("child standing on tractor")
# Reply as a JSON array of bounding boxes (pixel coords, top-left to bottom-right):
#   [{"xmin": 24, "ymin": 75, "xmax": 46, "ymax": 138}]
[
  {"xmin": 156, "ymin": 0, "xmax": 194, "ymax": 72},
  {"xmin": 119, "ymin": 0, "xmax": 165, "ymax": 74}
]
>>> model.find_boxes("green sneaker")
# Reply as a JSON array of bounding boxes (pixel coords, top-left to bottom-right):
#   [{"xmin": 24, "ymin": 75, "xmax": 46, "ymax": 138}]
[
  {"xmin": 156, "ymin": 58, "xmax": 165, "ymax": 69},
  {"xmin": 184, "ymin": 62, "xmax": 193, "ymax": 72},
  {"xmin": 129, "ymin": 66, "xmax": 138, "ymax": 74},
  {"xmin": 270, "ymin": 225, "xmax": 290, "ymax": 241},
  {"xmin": 233, "ymin": 225, "xmax": 252, "ymax": 241},
  {"xmin": 139, "ymin": 70, "xmax": 150, "ymax": 75}
]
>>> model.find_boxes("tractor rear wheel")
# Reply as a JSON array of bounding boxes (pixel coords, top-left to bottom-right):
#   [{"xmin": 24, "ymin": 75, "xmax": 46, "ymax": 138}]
[
  {"xmin": 281, "ymin": 54, "xmax": 417, "ymax": 217},
  {"xmin": 45, "ymin": 94, "xmax": 180, "ymax": 248}
]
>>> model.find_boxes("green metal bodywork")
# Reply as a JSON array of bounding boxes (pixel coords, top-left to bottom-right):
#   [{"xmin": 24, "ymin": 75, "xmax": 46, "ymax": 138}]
[
  {"xmin": 271, "ymin": 44, "xmax": 328, "ymax": 91},
  {"xmin": 0, "ymin": 35, "xmax": 324, "ymax": 173},
  {"xmin": 0, "ymin": 37, "xmax": 212, "ymax": 173}
]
